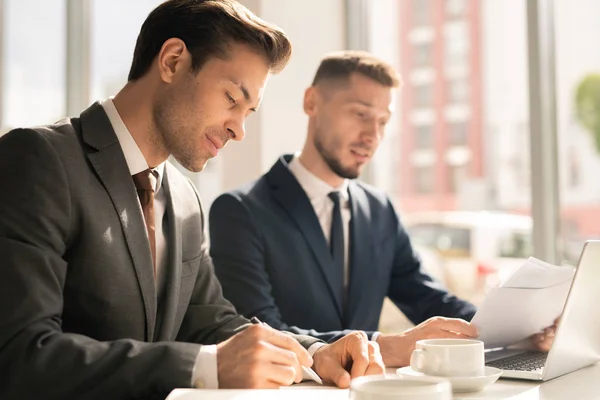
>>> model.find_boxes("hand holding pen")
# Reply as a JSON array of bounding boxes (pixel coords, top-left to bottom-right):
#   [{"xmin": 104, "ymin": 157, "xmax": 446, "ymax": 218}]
[
  {"xmin": 215, "ymin": 315, "xmax": 316, "ymax": 388},
  {"xmin": 251, "ymin": 317, "xmax": 323, "ymax": 384}
]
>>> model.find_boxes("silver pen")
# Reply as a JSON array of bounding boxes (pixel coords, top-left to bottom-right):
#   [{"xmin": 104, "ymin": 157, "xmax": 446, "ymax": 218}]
[{"xmin": 250, "ymin": 317, "xmax": 323, "ymax": 384}]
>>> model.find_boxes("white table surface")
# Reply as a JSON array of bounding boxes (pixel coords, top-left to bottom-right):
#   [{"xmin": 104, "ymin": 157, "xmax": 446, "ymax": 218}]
[{"xmin": 166, "ymin": 362, "xmax": 600, "ymax": 400}]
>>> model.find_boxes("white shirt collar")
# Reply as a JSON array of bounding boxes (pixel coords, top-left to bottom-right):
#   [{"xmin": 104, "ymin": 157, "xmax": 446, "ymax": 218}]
[
  {"xmin": 288, "ymin": 153, "xmax": 349, "ymax": 202},
  {"xmin": 101, "ymin": 98, "xmax": 165, "ymax": 193}
]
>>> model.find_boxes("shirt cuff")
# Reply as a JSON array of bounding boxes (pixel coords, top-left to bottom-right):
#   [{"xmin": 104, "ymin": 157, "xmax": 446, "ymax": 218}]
[
  {"xmin": 305, "ymin": 342, "xmax": 327, "ymax": 382},
  {"xmin": 191, "ymin": 345, "xmax": 218, "ymax": 389},
  {"xmin": 307, "ymin": 341, "xmax": 327, "ymax": 357},
  {"xmin": 371, "ymin": 331, "xmax": 381, "ymax": 342}
]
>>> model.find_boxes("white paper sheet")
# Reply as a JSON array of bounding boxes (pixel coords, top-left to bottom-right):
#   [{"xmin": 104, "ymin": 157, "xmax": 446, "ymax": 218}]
[
  {"xmin": 501, "ymin": 257, "xmax": 575, "ymax": 289},
  {"xmin": 471, "ymin": 258, "xmax": 575, "ymax": 349}
]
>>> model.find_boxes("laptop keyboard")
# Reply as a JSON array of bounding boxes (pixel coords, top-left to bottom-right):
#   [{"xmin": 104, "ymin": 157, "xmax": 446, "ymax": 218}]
[{"xmin": 486, "ymin": 352, "xmax": 548, "ymax": 371}]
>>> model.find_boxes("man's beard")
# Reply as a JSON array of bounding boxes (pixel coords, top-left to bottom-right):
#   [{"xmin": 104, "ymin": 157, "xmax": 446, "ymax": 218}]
[
  {"xmin": 153, "ymin": 98, "xmax": 201, "ymax": 172},
  {"xmin": 314, "ymin": 135, "xmax": 360, "ymax": 180}
]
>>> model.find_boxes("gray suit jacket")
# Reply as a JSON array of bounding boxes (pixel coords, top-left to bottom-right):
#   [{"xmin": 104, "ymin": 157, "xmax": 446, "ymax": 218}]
[{"xmin": 0, "ymin": 103, "xmax": 319, "ymax": 400}]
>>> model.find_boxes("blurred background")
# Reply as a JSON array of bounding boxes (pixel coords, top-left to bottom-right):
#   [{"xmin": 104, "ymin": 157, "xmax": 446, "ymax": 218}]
[{"xmin": 1, "ymin": 0, "xmax": 599, "ymax": 332}]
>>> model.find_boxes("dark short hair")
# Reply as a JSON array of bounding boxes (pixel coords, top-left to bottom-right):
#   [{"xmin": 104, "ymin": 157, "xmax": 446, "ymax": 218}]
[
  {"xmin": 128, "ymin": 0, "xmax": 292, "ymax": 81},
  {"xmin": 311, "ymin": 50, "xmax": 401, "ymax": 88}
]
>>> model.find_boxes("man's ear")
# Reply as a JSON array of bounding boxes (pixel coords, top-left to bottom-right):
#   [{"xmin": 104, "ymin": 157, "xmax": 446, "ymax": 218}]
[
  {"xmin": 304, "ymin": 86, "xmax": 319, "ymax": 116},
  {"xmin": 156, "ymin": 38, "xmax": 188, "ymax": 83}
]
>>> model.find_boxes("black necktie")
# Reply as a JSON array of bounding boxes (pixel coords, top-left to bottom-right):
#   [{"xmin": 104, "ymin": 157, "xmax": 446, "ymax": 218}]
[{"xmin": 328, "ymin": 191, "xmax": 345, "ymax": 308}]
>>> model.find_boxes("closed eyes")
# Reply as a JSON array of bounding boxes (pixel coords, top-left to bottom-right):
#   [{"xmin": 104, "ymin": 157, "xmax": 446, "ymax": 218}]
[{"xmin": 226, "ymin": 92, "xmax": 237, "ymax": 106}]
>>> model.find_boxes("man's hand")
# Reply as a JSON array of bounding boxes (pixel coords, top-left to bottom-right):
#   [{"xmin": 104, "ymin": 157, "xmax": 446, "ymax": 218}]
[
  {"xmin": 311, "ymin": 331, "xmax": 385, "ymax": 388},
  {"xmin": 530, "ymin": 316, "xmax": 561, "ymax": 352},
  {"xmin": 377, "ymin": 317, "xmax": 479, "ymax": 367},
  {"xmin": 216, "ymin": 324, "xmax": 312, "ymax": 388}
]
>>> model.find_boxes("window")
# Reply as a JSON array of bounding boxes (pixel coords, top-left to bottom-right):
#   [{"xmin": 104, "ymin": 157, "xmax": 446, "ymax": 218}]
[
  {"xmin": 448, "ymin": 163, "xmax": 467, "ymax": 193},
  {"xmin": 369, "ymin": 0, "xmax": 532, "ymax": 306},
  {"xmin": 415, "ymin": 124, "xmax": 434, "ymax": 149},
  {"xmin": 413, "ymin": 0, "xmax": 431, "ymax": 27},
  {"xmin": 1, "ymin": 0, "xmax": 66, "ymax": 129},
  {"xmin": 449, "ymin": 121, "xmax": 469, "ymax": 146},
  {"xmin": 413, "ymin": 42, "xmax": 433, "ymax": 69},
  {"xmin": 447, "ymin": 79, "xmax": 470, "ymax": 103},
  {"xmin": 413, "ymin": 84, "xmax": 434, "ymax": 108},
  {"xmin": 444, "ymin": 21, "xmax": 469, "ymax": 70},
  {"xmin": 556, "ymin": 0, "xmax": 600, "ymax": 263},
  {"xmin": 414, "ymin": 165, "xmax": 435, "ymax": 193},
  {"xmin": 446, "ymin": 0, "xmax": 468, "ymax": 19}
]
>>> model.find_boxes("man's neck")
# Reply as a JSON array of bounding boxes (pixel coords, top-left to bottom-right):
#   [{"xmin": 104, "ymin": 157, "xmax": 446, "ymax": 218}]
[
  {"xmin": 112, "ymin": 83, "xmax": 169, "ymax": 168},
  {"xmin": 297, "ymin": 149, "xmax": 345, "ymax": 188}
]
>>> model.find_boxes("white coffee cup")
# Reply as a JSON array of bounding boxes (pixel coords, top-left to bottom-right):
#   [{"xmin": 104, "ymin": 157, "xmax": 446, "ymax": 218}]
[
  {"xmin": 410, "ymin": 338, "xmax": 485, "ymax": 377},
  {"xmin": 350, "ymin": 374, "xmax": 452, "ymax": 400}
]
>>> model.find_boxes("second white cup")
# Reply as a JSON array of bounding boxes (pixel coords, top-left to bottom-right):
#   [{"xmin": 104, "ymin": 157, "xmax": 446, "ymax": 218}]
[{"xmin": 350, "ymin": 374, "xmax": 452, "ymax": 400}]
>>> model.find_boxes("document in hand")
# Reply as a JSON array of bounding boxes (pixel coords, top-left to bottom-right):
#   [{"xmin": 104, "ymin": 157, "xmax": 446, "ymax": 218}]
[{"xmin": 471, "ymin": 257, "xmax": 575, "ymax": 349}]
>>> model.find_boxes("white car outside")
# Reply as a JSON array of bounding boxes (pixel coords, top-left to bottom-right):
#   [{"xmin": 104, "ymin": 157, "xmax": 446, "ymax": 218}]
[{"xmin": 403, "ymin": 211, "xmax": 532, "ymax": 305}]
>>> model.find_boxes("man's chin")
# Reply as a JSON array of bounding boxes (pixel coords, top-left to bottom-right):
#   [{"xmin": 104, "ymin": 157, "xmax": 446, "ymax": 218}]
[
  {"xmin": 174, "ymin": 156, "xmax": 208, "ymax": 173},
  {"xmin": 187, "ymin": 164, "xmax": 205, "ymax": 173},
  {"xmin": 337, "ymin": 168, "xmax": 361, "ymax": 180},
  {"xmin": 322, "ymin": 154, "xmax": 362, "ymax": 180},
  {"xmin": 341, "ymin": 164, "xmax": 363, "ymax": 180},
  {"xmin": 189, "ymin": 159, "xmax": 210, "ymax": 173}
]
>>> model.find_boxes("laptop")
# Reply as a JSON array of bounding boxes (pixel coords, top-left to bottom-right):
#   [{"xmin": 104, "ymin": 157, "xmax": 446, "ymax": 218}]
[{"xmin": 484, "ymin": 240, "xmax": 600, "ymax": 381}]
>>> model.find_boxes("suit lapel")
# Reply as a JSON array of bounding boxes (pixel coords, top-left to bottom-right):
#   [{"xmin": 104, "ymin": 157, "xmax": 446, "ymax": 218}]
[
  {"xmin": 154, "ymin": 164, "xmax": 183, "ymax": 341},
  {"xmin": 346, "ymin": 182, "xmax": 373, "ymax": 325},
  {"xmin": 267, "ymin": 156, "xmax": 344, "ymax": 320},
  {"xmin": 81, "ymin": 102, "xmax": 157, "ymax": 341}
]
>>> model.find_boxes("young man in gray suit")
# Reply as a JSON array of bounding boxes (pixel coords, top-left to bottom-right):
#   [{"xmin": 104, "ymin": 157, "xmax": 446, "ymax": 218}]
[
  {"xmin": 0, "ymin": 2, "xmax": 384, "ymax": 399},
  {"xmin": 209, "ymin": 51, "xmax": 557, "ymax": 368}
]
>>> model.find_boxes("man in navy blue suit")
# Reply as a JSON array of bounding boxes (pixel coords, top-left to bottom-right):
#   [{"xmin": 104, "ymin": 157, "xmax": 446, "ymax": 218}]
[
  {"xmin": 209, "ymin": 50, "xmax": 483, "ymax": 367},
  {"xmin": 210, "ymin": 50, "xmax": 557, "ymax": 367}
]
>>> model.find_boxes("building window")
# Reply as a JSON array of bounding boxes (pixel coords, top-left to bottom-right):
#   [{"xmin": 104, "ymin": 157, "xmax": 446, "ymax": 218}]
[
  {"xmin": 449, "ymin": 121, "xmax": 469, "ymax": 146},
  {"xmin": 449, "ymin": 163, "xmax": 467, "ymax": 193},
  {"xmin": 413, "ymin": 0, "xmax": 431, "ymax": 27},
  {"xmin": 447, "ymin": 79, "xmax": 470, "ymax": 104},
  {"xmin": 414, "ymin": 165, "xmax": 435, "ymax": 193},
  {"xmin": 415, "ymin": 124, "xmax": 434, "ymax": 149},
  {"xmin": 413, "ymin": 84, "xmax": 434, "ymax": 108},
  {"xmin": 413, "ymin": 42, "xmax": 433, "ymax": 68},
  {"xmin": 446, "ymin": 0, "xmax": 468, "ymax": 19},
  {"xmin": 444, "ymin": 21, "xmax": 469, "ymax": 70}
]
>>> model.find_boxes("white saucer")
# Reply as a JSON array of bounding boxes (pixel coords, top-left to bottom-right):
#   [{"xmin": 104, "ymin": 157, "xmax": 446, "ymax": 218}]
[{"xmin": 396, "ymin": 366, "xmax": 502, "ymax": 393}]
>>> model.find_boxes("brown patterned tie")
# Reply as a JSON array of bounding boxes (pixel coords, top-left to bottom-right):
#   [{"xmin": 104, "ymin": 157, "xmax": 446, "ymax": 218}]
[{"xmin": 133, "ymin": 169, "xmax": 158, "ymax": 279}]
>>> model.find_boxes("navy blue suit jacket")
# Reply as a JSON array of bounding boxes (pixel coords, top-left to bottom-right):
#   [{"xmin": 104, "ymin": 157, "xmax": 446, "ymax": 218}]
[{"xmin": 209, "ymin": 155, "xmax": 476, "ymax": 342}]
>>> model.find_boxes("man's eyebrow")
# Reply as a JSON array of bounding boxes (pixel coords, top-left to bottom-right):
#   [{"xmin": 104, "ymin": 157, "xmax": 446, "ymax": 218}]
[
  {"xmin": 348, "ymin": 99, "xmax": 392, "ymax": 117},
  {"xmin": 348, "ymin": 99, "xmax": 373, "ymax": 108},
  {"xmin": 238, "ymin": 83, "xmax": 251, "ymax": 102},
  {"xmin": 229, "ymin": 79, "xmax": 251, "ymax": 101}
]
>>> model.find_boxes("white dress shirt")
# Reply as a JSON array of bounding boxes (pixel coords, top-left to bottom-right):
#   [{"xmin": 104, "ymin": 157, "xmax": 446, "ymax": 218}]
[
  {"xmin": 101, "ymin": 99, "xmax": 218, "ymax": 389},
  {"xmin": 288, "ymin": 155, "xmax": 381, "ymax": 343},
  {"xmin": 288, "ymin": 155, "xmax": 351, "ymax": 288}
]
